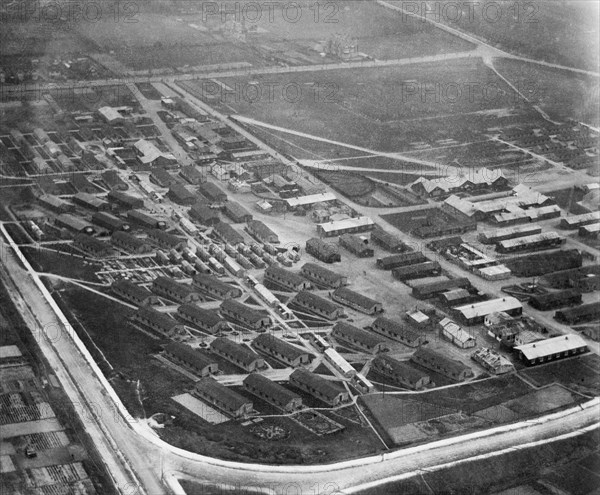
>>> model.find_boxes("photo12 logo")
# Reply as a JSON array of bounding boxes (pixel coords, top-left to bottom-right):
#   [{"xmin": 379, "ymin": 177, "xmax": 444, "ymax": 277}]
[
  {"xmin": 399, "ymin": 1, "xmax": 540, "ymax": 24},
  {"xmin": 199, "ymin": 80, "xmax": 340, "ymax": 105},
  {"xmin": 2, "ymin": 0, "xmax": 140, "ymax": 23},
  {"xmin": 400, "ymin": 80, "xmax": 539, "ymax": 105},
  {"xmin": 201, "ymin": 1, "xmax": 341, "ymax": 24}
]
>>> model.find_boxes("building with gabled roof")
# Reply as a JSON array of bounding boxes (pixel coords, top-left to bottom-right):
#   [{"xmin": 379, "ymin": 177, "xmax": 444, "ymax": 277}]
[
  {"xmin": 317, "ymin": 216, "xmax": 375, "ymax": 237},
  {"xmin": 514, "ymin": 334, "xmax": 588, "ymax": 365},
  {"xmin": 98, "ymin": 106, "xmax": 125, "ymax": 123},
  {"xmin": 331, "ymin": 287, "xmax": 382, "ymax": 315},
  {"xmin": 331, "ymin": 322, "xmax": 388, "ymax": 354},
  {"xmin": 111, "ymin": 231, "xmax": 154, "ymax": 254},
  {"xmin": 243, "ymin": 373, "xmax": 302, "ymax": 412},
  {"xmin": 220, "ymin": 299, "xmax": 271, "ymax": 329},
  {"xmin": 377, "ymin": 252, "xmax": 428, "ymax": 270},
  {"xmin": 289, "ymin": 369, "xmax": 349, "ymax": 406},
  {"xmin": 73, "ymin": 234, "xmax": 112, "ymax": 258},
  {"xmin": 189, "ymin": 203, "xmax": 220, "ymax": 226},
  {"xmin": 150, "ymin": 167, "xmax": 176, "ymax": 188},
  {"xmin": 107, "ymin": 190, "xmax": 144, "ymax": 209},
  {"xmin": 180, "ymin": 165, "xmax": 205, "ymax": 185},
  {"xmin": 192, "ymin": 274, "xmax": 242, "ymax": 299},
  {"xmin": 198, "ymin": 181, "xmax": 228, "ymax": 203},
  {"xmin": 371, "ymin": 354, "xmax": 431, "ymax": 390},
  {"xmin": 192, "ymin": 377, "xmax": 253, "ymax": 418},
  {"xmin": 132, "ymin": 306, "xmax": 187, "ymax": 338},
  {"xmin": 439, "ymin": 318, "xmax": 476, "ymax": 348},
  {"xmin": 147, "ymin": 229, "xmax": 187, "ymax": 251},
  {"xmin": 152, "ymin": 276, "xmax": 203, "ymax": 304},
  {"xmin": 370, "ymin": 227, "xmax": 407, "ymax": 253},
  {"xmin": 210, "ymin": 337, "xmax": 265, "ymax": 371},
  {"xmin": 339, "ymin": 234, "xmax": 374, "ymax": 258},
  {"xmin": 37, "ymin": 194, "xmax": 75, "ymax": 213},
  {"xmin": 55, "ymin": 214, "xmax": 95, "ymax": 235},
  {"xmin": 92, "ymin": 212, "xmax": 131, "ymax": 232},
  {"xmin": 292, "ymin": 291, "xmax": 344, "ymax": 320},
  {"xmin": 454, "ymin": 297, "xmax": 522, "ymax": 325},
  {"xmin": 224, "ymin": 201, "xmax": 253, "ymax": 223},
  {"xmin": 246, "ymin": 220, "xmax": 279, "ymax": 244},
  {"xmin": 163, "ymin": 342, "xmax": 218, "ymax": 377},
  {"xmin": 529, "ymin": 289, "xmax": 582, "ymax": 311},
  {"xmin": 168, "ymin": 183, "xmax": 198, "ymax": 206},
  {"xmin": 410, "ymin": 348, "xmax": 473, "ymax": 382},
  {"xmin": 212, "ymin": 221, "xmax": 244, "ymax": 245},
  {"xmin": 479, "ymin": 225, "xmax": 543, "ymax": 244},
  {"xmin": 285, "ymin": 192, "xmax": 336, "ymax": 209},
  {"xmin": 410, "ymin": 168, "xmax": 507, "ymax": 198},
  {"xmin": 177, "ymin": 304, "xmax": 230, "ymax": 334},
  {"xmin": 392, "ymin": 261, "xmax": 442, "ymax": 280},
  {"xmin": 264, "ymin": 265, "xmax": 311, "ymax": 292},
  {"xmin": 111, "ymin": 279, "xmax": 159, "ymax": 306},
  {"xmin": 253, "ymin": 334, "xmax": 311, "ymax": 367},
  {"xmin": 554, "ymin": 302, "xmax": 600, "ymax": 325},
  {"xmin": 371, "ymin": 317, "xmax": 424, "ymax": 347},
  {"xmin": 101, "ymin": 170, "xmax": 128, "ymax": 191},
  {"xmin": 412, "ymin": 278, "xmax": 471, "ymax": 299},
  {"xmin": 127, "ymin": 209, "xmax": 166, "ymax": 230},
  {"xmin": 72, "ymin": 192, "xmax": 109, "ymax": 212},
  {"xmin": 133, "ymin": 139, "xmax": 177, "ymax": 168},
  {"xmin": 305, "ymin": 238, "xmax": 341, "ymax": 263},
  {"xmin": 300, "ymin": 262, "xmax": 346, "ymax": 288}
]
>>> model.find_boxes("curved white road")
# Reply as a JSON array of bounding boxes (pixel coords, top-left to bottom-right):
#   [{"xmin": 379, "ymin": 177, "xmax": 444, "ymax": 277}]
[{"xmin": 1, "ymin": 224, "xmax": 599, "ymax": 495}]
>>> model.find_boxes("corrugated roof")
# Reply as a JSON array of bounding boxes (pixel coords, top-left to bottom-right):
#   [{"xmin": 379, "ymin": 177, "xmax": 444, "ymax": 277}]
[
  {"xmin": 293, "ymin": 290, "xmax": 342, "ymax": 314},
  {"xmin": 412, "ymin": 347, "xmax": 471, "ymax": 376},
  {"xmin": 194, "ymin": 377, "xmax": 251, "ymax": 411},
  {"xmin": 332, "ymin": 287, "xmax": 380, "ymax": 311},
  {"xmin": 290, "ymin": 369, "xmax": 345, "ymax": 401},
  {"xmin": 332, "ymin": 322, "xmax": 387, "ymax": 348},
  {"xmin": 254, "ymin": 334, "xmax": 308, "ymax": 360},
  {"xmin": 211, "ymin": 337, "xmax": 261, "ymax": 366},
  {"xmin": 164, "ymin": 342, "xmax": 216, "ymax": 370},
  {"xmin": 243, "ymin": 373, "xmax": 300, "ymax": 405},
  {"xmin": 178, "ymin": 304, "xmax": 224, "ymax": 327},
  {"xmin": 220, "ymin": 299, "xmax": 268, "ymax": 324},
  {"xmin": 301, "ymin": 262, "xmax": 344, "ymax": 282},
  {"xmin": 373, "ymin": 354, "xmax": 429, "ymax": 383}
]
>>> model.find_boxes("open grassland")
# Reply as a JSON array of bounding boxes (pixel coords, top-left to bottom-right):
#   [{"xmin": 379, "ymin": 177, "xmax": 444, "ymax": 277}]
[
  {"xmin": 183, "ymin": 1, "xmax": 476, "ymax": 59},
  {"xmin": 427, "ymin": 0, "xmax": 599, "ymax": 71},
  {"xmin": 360, "ymin": 429, "xmax": 600, "ymax": 495},
  {"xmin": 211, "ymin": 58, "xmax": 521, "ymax": 145},
  {"xmin": 494, "ymin": 58, "xmax": 600, "ymax": 126}
]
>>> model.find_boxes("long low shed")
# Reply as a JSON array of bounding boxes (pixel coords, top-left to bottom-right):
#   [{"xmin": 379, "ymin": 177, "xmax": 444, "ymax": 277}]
[{"xmin": 514, "ymin": 334, "xmax": 588, "ymax": 365}]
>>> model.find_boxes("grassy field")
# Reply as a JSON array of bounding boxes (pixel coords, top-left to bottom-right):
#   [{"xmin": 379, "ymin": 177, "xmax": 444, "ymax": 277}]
[
  {"xmin": 213, "ymin": 58, "xmax": 522, "ymax": 152},
  {"xmin": 361, "ymin": 429, "xmax": 600, "ymax": 495},
  {"xmin": 56, "ymin": 288, "xmax": 386, "ymax": 464},
  {"xmin": 519, "ymin": 354, "xmax": 600, "ymax": 396},
  {"xmin": 430, "ymin": 0, "xmax": 599, "ymax": 71},
  {"xmin": 184, "ymin": 1, "xmax": 476, "ymax": 59},
  {"xmin": 21, "ymin": 246, "xmax": 101, "ymax": 282},
  {"xmin": 494, "ymin": 58, "xmax": 600, "ymax": 126}
]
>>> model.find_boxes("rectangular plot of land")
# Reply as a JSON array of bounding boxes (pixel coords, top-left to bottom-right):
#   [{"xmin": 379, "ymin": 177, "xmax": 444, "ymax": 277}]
[
  {"xmin": 0, "ymin": 455, "xmax": 15, "ymax": 474},
  {"xmin": 2, "ymin": 418, "xmax": 64, "ymax": 438},
  {"xmin": 504, "ymin": 385, "xmax": 577, "ymax": 416},
  {"xmin": 171, "ymin": 393, "xmax": 229, "ymax": 425}
]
